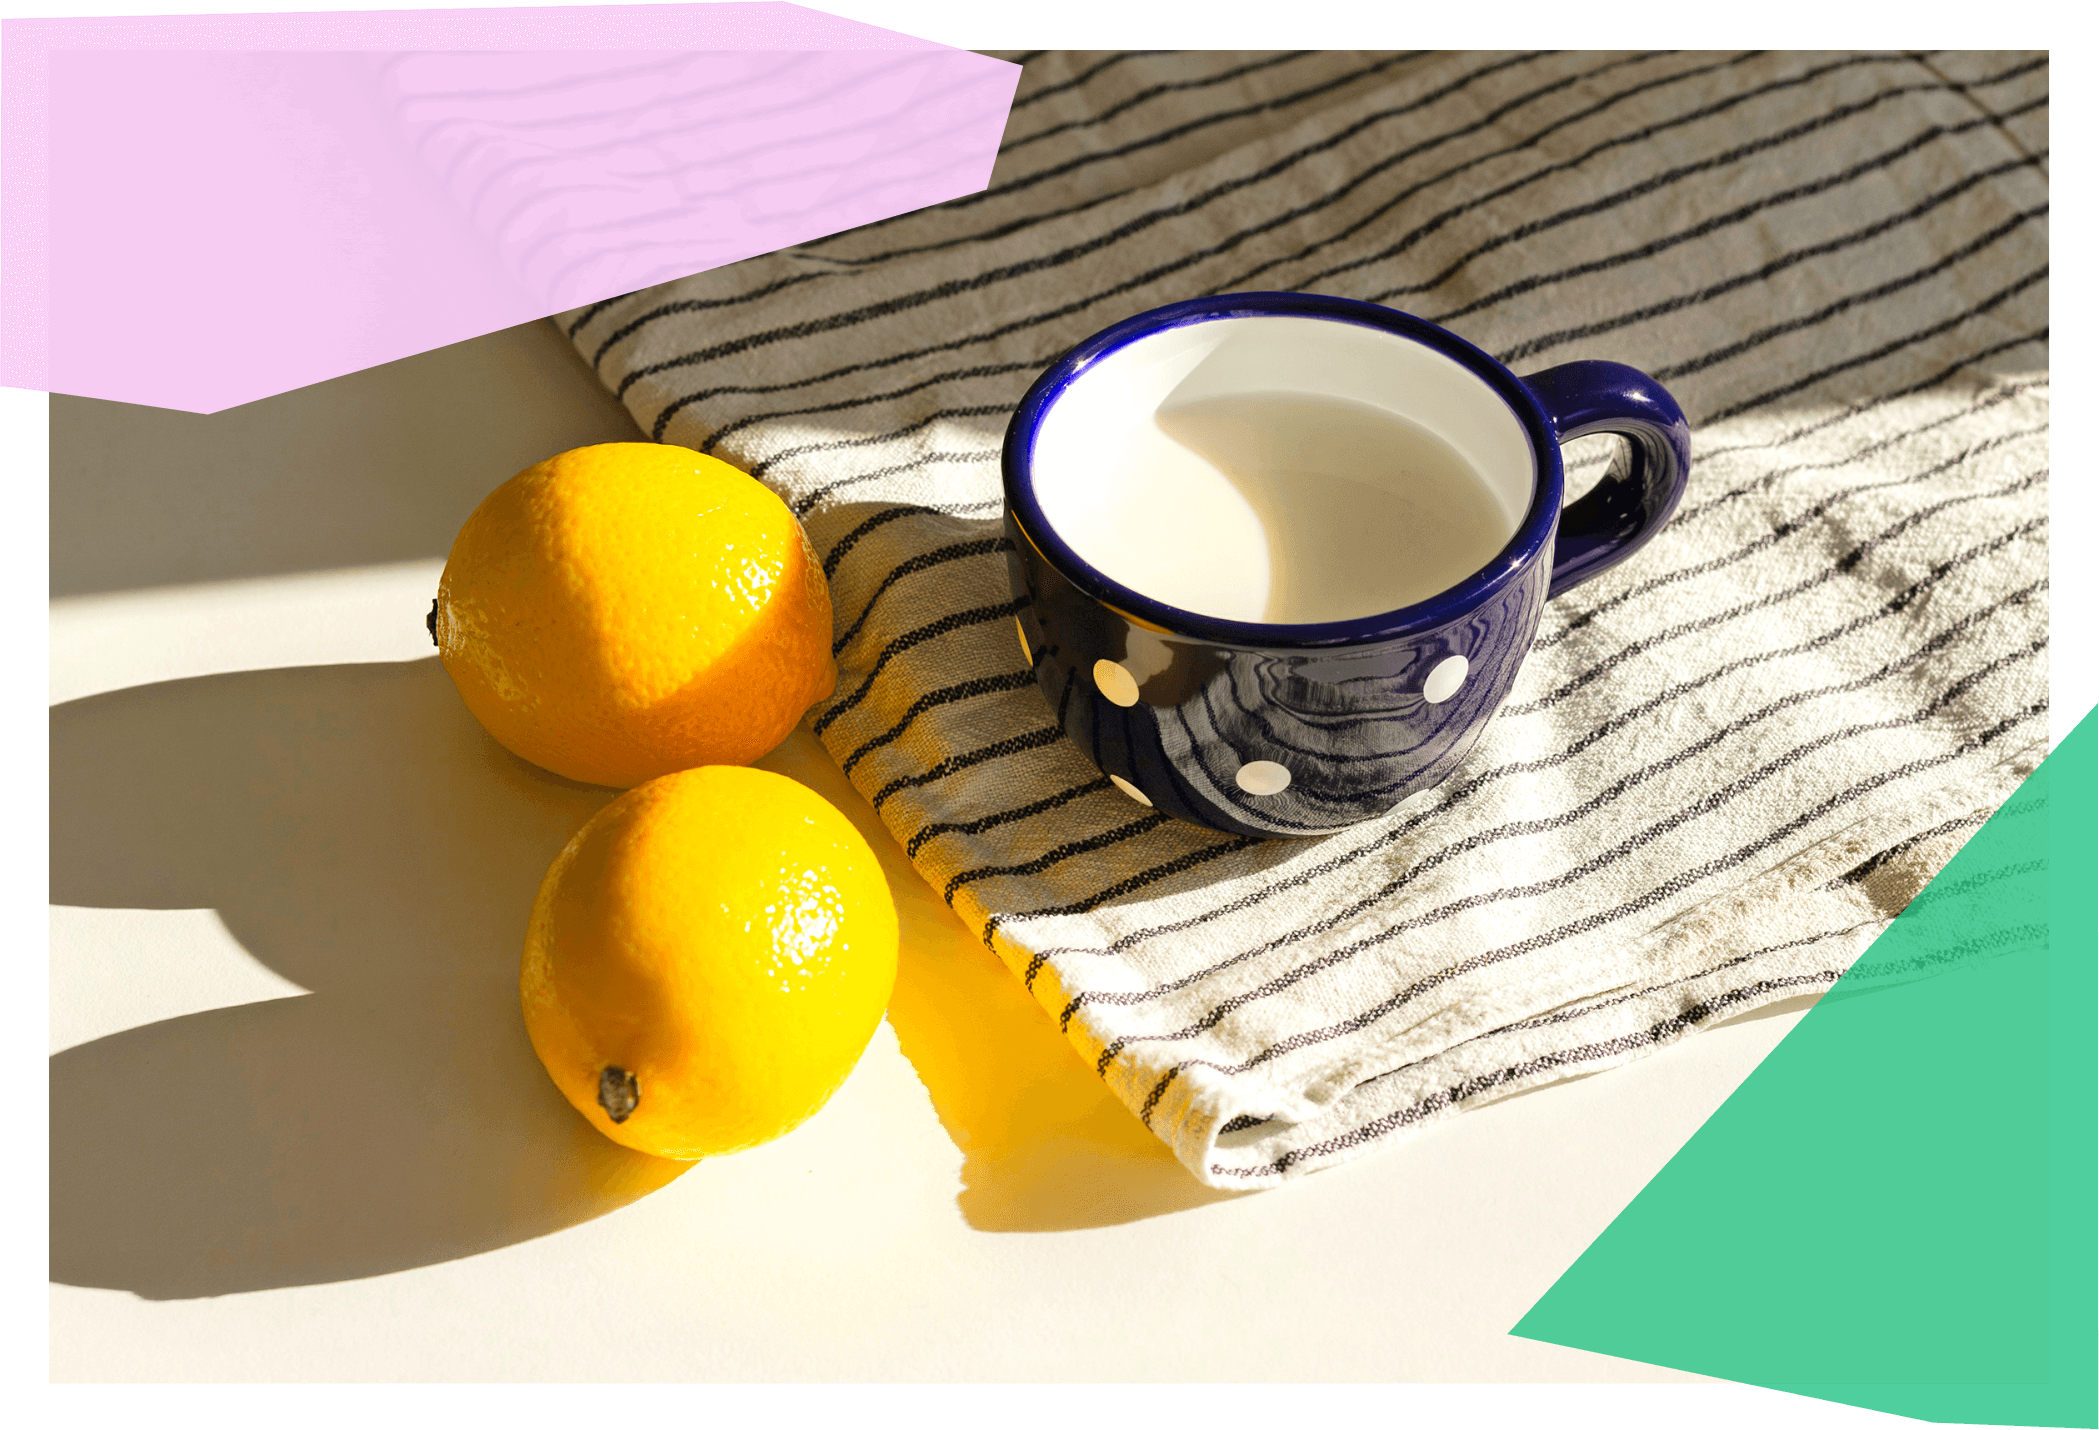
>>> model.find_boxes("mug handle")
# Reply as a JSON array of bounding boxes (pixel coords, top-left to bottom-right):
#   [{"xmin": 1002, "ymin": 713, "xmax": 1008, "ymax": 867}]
[{"xmin": 1520, "ymin": 360, "xmax": 1693, "ymax": 600}]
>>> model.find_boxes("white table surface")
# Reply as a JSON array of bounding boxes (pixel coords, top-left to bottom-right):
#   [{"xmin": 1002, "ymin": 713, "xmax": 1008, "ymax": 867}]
[{"xmin": 47, "ymin": 315, "xmax": 1823, "ymax": 1385}]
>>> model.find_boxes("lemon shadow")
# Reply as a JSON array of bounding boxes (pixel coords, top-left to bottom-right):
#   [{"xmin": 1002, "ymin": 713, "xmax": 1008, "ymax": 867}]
[
  {"xmin": 49, "ymin": 658, "xmax": 687, "ymax": 1300},
  {"xmin": 754, "ymin": 729, "xmax": 1247, "ymax": 1232}
]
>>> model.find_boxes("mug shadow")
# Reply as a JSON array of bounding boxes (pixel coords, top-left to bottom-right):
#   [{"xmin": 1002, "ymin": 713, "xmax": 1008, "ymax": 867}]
[
  {"xmin": 752, "ymin": 732, "xmax": 1249, "ymax": 1232},
  {"xmin": 49, "ymin": 658, "xmax": 687, "ymax": 1300}
]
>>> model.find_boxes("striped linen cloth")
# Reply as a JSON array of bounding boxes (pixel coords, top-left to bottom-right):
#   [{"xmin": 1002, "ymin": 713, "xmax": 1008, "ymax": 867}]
[{"xmin": 560, "ymin": 50, "xmax": 2049, "ymax": 1188}]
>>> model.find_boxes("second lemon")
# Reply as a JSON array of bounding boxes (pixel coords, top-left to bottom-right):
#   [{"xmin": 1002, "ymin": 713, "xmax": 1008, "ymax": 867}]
[
  {"xmin": 433, "ymin": 442, "xmax": 834, "ymax": 788},
  {"xmin": 521, "ymin": 765, "xmax": 900, "ymax": 1160}
]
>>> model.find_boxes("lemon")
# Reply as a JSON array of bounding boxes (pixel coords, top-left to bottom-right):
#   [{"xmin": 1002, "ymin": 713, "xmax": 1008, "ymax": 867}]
[
  {"xmin": 434, "ymin": 442, "xmax": 834, "ymax": 789},
  {"xmin": 520, "ymin": 765, "xmax": 899, "ymax": 1159}
]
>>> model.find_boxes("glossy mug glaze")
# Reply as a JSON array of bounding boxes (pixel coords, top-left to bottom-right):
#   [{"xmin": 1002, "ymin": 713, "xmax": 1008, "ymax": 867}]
[{"xmin": 1000, "ymin": 293, "xmax": 1692, "ymax": 839}]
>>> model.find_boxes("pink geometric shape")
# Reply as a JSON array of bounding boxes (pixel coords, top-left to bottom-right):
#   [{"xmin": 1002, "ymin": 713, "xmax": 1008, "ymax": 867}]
[{"xmin": 2, "ymin": 4, "xmax": 1017, "ymax": 412}]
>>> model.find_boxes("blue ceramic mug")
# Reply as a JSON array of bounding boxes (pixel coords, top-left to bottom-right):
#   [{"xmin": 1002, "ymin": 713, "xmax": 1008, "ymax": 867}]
[{"xmin": 1001, "ymin": 292, "xmax": 1692, "ymax": 839}]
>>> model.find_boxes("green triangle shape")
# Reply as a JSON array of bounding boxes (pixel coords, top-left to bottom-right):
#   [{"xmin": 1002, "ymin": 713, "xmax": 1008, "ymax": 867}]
[{"xmin": 1513, "ymin": 708, "xmax": 2097, "ymax": 1427}]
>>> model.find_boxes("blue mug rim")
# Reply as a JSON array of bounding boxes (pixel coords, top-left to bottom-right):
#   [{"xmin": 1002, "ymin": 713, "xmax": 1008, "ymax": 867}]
[{"xmin": 1002, "ymin": 292, "xmax": 1565, "ymax": 650}]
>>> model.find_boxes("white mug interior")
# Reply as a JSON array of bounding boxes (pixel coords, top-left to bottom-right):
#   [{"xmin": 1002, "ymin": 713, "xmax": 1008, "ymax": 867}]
[{"xmin": 1029, "ymin": 313, "xmax": 1538, "ymax": 626}]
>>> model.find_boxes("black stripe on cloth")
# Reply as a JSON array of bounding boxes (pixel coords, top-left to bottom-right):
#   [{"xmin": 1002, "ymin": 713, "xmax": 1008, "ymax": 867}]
[
  {"xmin": 1364, "ymin": 807, "xmax": 2039, "ymax": 1051},
  {"xmin": 1834, "ymin": 469, "xmax": 2044, "ymax": 576},
  {"xmin": 812, "ymin": 595, "xmax": 1027, "ymax": 737},
  {"xmin": 593, "ymin": 269, "xmax": 834, "ymax": 369},
  {"xmin": 1348, "ymin": 55, "xmax": 2048, "ymax": 306},
  {"xmin": 924, "ymin": 47, "xmax": 1455, "ymax": 216},
  {"xmin": 1536, "ymin": 501, "xmax": 2040, "ymax": 718},
  {"xmin": 823, "ymin": 504, "xmax": 935, "ymax": 576},
  {"xmin": 838, "ymin": 669, "xmax": 1036, "ymax": 777},
  {"xmin": 1702, "ymin": 263, "xmax": 2048, "ymax": 425},
  {"xmin": 1045, "ymin": 532, "xmax": 2045, "ymax": 1036},
  {"xmin": 1897, "ymin": 51, "xmax": 2040, "ymax": 92},
  {"xmin": 906, "ymin": 776, "xmax": 1112, "ymax": 859},
  {"xmin": 819, "ymin": 50, "xmax": 1657, "ymax": 276},
  {"xmin": 565, "ymin": 293, "xmax": 632, "ymax": 337},
  {"xmin": 1114, "ymin": 667, "xmax": 2046, "ymax": 1089},
  {"xmin": 1832, "ymin": 808, "xmax": 1993, "ymax": 889},
  {"xmin": 1210, "ymin": 969, "xmax": 1849, "ymax": 1177},
  {"xmin": 1004, "ymin": 50, "xmax": 1171, "ymax": 114},
  {"xmin": 1688, "ymin": 338, "xmax": 2044, "ymax": 469},
  {"xmin": 1520, "ymin": 432, "xmax": 2048, "ymax": 674},
  {"xmin": 817, "ymin": 497, "xmax": 1002, "ymax": 574},
  {"xmin": 1493, "ymin": 929, "xmax": 1860, "ymax": 1037},
  {"xmin": 1654, "ymin": 378, "xmax": 2044, "ymax": 535},
  {"xmin": 1247, "ymin": 50, "xmax": 1919, "ymax": 296},
  {"xmin": 637, "ymin": 55, "xmax": 2033, "ymax": 444},
  {"xmin": 694, "ymin": 359, "xmax": 1046, "ymax": 456},
  {"xmin": 943, "ymin": 811, "xmax": 1174, "ymax": 902},
  {"xmin": 1434, "ymin": 96, "xmax": 2047, "ymax": 339},
  {"xmin": 617, "ymin": 51, "xmax": 1566, "ymax": 404},
  {"xmin": 1520, "ymin": 474, "xmax": 2047, "ymax": 720},
  {"xmin": 831, "ymin": 537, "xmax": 1010, "ymax": 656},
  {"xmin": 1495, "ymin": 153, "xmax": 2047, "ymax": 367},
  {"xmin": 1208, "ymin": 47, "xmax": 1800, "ymax": 295},
  {"xmin": 869, "ymin": 725, "xmax": 1067, "ymax": 813},
  {"xmin": 1070, "ymin": 570, "xmax": 2046, "ymax": 1046},
  {"xmin": 749, "ymin": 404, "xmax": 1010, "ymax": 481},
  {"xmin": 1907, "ymin": 50, "xmax": 2048, "ymax": 115},
  {"xmin": 999, "ymin": 51, "xmax": 1319, "ymax": 157},
  {"xmin": 1650, "ymin": 205, "xmax": 2049, "ymax": 385},
  {"xmin": 1217, "ymin": 921, "xmax": 1863, "ymax": 1145},
  {"xmin": 787, "ymin": 449, "xmax": 997, "ymax": 518},
  {"xmin": 1007, "ymin": 834, "xmax": 1267, "ymax": 979}
]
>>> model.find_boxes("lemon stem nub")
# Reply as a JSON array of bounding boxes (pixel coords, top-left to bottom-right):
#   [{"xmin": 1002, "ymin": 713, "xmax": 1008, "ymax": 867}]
[
  {"xmin": 426, "ymin": 598, "xmax": 440, "ymax": 648},
  {"xmin": 598, "ymin": 1066, "xmax": 640, "ymax": 1123}
]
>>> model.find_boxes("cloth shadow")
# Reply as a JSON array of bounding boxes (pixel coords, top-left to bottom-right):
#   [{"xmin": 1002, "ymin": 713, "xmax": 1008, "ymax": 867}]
[
  {"xmin": 49, "ymin": 658, "xmax": 686, "ymax": 1300},
  {"xmin": 753, "ymin": 732, "xmax": 1246, "ymax": 1232}
]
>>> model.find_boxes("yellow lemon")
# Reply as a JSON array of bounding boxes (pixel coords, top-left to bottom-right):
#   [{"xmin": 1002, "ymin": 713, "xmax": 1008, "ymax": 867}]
[
  {"xmin": 520, "ymin": 765, "xmax": 899, "ymax": 1160},
  {"xmin": 434, "ymin": 442, "xmax": 834, "ymax": 788}
]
